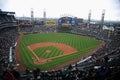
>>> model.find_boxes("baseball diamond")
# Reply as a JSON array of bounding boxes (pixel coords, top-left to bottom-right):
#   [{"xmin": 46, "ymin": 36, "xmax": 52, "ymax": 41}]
[
  {"xmin": 16, "ymin": 33, "xmax": 104, "ymax": 71},
  {"xmin": 1, "ymin": 8, "xmax": 120, "ymax": 80},
  {"xmin": 28, "ymin": 42, "xmax": 78, "ymax": 64}
]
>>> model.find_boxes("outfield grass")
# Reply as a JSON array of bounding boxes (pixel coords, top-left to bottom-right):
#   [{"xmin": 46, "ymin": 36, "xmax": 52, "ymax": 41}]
[{"xmin": 19, "ymin": 33, "xmax": 101, "ymax": 70}]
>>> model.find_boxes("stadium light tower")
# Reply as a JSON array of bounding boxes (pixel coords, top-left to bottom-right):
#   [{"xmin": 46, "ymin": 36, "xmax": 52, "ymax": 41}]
[
  {"xmin": 101, "ymin": 9, "xmax": 105, "ymax": 29},
  {"xmin": 43, "ymin": 9, "xmax": 46, "ymax": 25},
  {"xmin": 31, "ymin": 8, "xmax": 34, "ymax": 24},
  {"xmin": 87, "ymin": 10, "xmax": 91, "ymax": 28}
]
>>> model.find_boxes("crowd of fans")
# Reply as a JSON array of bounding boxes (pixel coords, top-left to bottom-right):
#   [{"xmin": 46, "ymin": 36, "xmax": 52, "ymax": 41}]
[
  {"xmin": 0, "ymin": 11, "xmax": 120, "ymax": 79},
  {"xmin": 0, "ymin": 24, "xmax": 119, "ymax": 80},
  {"xmin": 0, "ymin": 10, "xmax": 19, "ymax": 80},
  {"xmin": 0, "ymin": 27, "xmax": 19, "ymax": 80},
  {"xmin": 19, "ymin": 24, "xmax": 56, "ymax": 33}
]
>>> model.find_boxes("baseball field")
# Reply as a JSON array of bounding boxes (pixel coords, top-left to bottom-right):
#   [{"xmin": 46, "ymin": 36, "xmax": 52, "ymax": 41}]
[{"xmin": 18, "ymin": 33, "xmax": 102, "ymax": 71}]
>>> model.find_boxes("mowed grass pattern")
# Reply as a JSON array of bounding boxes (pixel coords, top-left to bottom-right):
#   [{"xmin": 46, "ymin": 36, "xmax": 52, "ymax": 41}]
[
  {"xmin": 34, "ymin": 46, "xmax": 63, "ymax": 58},
  {"xmin": 20, "ymin": 33, "xmax": 101, "ymax": 70}
]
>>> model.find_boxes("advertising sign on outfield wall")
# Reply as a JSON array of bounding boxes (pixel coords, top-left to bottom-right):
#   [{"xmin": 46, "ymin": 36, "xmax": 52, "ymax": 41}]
[{"xmin": 45, "ymin": 21, "xmax": 56, "ymax": 27}]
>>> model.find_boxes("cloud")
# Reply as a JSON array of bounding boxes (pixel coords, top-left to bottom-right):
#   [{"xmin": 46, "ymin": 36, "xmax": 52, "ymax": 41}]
[
  {"xmin": 0, "ymin": 0, "xmax": 8, "ymax": 9},
  {"xmin": 0, "ymin": 0, "xmax": 120, "ymax": 20},
  {"xmin": 110, "ymin": 0, "xmax": 120, "ymax": 19}
]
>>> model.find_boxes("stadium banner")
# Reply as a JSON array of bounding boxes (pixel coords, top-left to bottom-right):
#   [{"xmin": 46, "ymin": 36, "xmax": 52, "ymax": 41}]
[
  {"xmin": 45, "ymin": 20, "xmax": 56, "ymax": 27},
  {"xmin": 61, "ymin": 23, "xmax": 72, "ymax": 26},
  {"xmin": 103, "ymin": 25, "xmax": 114, "ymax": 31}
]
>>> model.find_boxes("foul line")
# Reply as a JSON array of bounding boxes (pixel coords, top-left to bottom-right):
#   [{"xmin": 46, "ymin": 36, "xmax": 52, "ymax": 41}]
[
  {"xmin": 28, "ymin": 46, "xmax": 40, "ymax": 62},
  {"xmin": 28, "ymin": 45, "xmax": 78, "ymax": 61}
]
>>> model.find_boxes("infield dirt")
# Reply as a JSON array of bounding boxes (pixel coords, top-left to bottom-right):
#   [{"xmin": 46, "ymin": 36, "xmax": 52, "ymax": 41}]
[
  {"xmin": 28, "ymin": 42, "xmax": 78, "ymax": 64},
  {"xmin": 15, "ymin": 33, "xmax": 105, "ymax": 71}
]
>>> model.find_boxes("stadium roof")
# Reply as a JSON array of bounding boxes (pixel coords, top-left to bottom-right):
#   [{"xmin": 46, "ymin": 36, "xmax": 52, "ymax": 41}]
[{"xmin": 0, "ymin": 9, "xmax": 15, "ymax": 14}]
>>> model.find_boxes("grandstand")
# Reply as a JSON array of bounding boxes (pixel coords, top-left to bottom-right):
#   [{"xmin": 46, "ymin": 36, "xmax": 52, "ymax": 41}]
[
  {"xmin": 0, "ymin": 10, "xmax": 17, "ymax": 29},
  {"xmin": 0, "ymin": 9, "xmax": 120, "ymax": 80}
]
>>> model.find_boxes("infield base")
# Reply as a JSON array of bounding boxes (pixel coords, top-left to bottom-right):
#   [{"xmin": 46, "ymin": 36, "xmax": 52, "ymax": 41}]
[{"xmin": 28, "ymin": 42, "xmax": 78, "ymax": 65}]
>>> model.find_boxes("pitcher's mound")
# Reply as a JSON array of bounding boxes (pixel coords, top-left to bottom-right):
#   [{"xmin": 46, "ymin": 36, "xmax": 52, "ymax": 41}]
[{"xmin": 46, "ymin": 50, "xmax": 51, "ymax": 54}]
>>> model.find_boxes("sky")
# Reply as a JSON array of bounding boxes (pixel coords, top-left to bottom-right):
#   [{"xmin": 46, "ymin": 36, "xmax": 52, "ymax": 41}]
[{"xmin": 0, "ymin": 0, "xmax": 120, "ymax": 21}]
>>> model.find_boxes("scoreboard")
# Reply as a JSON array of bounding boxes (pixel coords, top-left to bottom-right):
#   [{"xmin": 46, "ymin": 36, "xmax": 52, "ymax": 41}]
[{"xmin": 58, "ymin": 16, "xmax": 76, "ymax": 26}]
